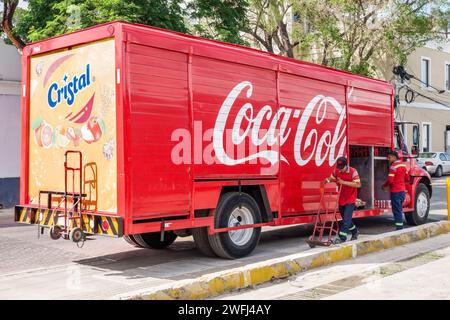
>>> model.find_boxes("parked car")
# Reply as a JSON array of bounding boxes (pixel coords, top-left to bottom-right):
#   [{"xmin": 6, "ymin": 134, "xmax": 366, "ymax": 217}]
[{"xmin": 417, "ymin": 152, "xmax": 450, "ymax": 177}]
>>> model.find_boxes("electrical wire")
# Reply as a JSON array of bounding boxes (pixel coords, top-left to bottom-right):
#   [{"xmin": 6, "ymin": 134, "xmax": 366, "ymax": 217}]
[{"xmin": 403, "ymin": 85, "xmax": 450, "ymax": 108}]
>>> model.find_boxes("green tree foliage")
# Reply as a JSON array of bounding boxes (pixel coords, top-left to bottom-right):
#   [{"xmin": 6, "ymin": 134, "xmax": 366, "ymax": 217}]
[
  {"xmin": 1, "ymin": 0, "xmax": 248, "ymax": 51},
  {"xmin": 188, "ymin": 0, "xmax": 249, "ymax": 45},
  {"xmin": 12, "ymin": 0, "xmax": 188, "ymax": 44}
]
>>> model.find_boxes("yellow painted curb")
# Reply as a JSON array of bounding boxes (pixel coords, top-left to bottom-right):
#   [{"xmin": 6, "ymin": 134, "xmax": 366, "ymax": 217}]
[{"xmin": 127, "ymin": 220, "xmax": 450, "ymax": 300}]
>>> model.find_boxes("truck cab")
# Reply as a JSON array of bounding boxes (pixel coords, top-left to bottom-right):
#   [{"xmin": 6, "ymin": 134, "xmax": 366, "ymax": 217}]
[{"xmin": 394, "ymin": 121, "xmax": 432, "ymax": 225}]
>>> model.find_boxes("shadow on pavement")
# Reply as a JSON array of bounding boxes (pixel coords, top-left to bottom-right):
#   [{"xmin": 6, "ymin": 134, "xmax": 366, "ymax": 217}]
[{"xmin": 73, "ymin": 214, "xmax": 420, "ymax": 283}]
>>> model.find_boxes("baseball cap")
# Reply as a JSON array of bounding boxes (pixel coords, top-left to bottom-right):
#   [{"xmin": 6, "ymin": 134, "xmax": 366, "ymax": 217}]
[
  {"xmin": 387, "ymin": 150, "xmax": 399, "ymax": 159},
  {"xmin": 336, "ymin": 156, "xmax": 347, "ymax": 170}
]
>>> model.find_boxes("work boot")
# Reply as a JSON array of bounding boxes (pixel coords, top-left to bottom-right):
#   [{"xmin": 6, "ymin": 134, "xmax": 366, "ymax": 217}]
[
  {"xmin": 395, "ymin": 223, "xmax": 404, "ymax": 231},
  {"xmin": 333, "ymin": 237, "xmax": 346, "ymax": 244},
  {"xmin": 350, "ymin": 229, "xmax": 360, "ymax": 241}
]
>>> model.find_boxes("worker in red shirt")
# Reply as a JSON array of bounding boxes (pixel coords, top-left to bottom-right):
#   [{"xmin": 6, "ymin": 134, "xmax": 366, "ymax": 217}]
[
  {"xmin": 325, "ymin": 156, "xmax": 361, "ymax": 244},
  {"xmin": 383, "ymin": 150, "xmax": 409, "ymax": 230}
]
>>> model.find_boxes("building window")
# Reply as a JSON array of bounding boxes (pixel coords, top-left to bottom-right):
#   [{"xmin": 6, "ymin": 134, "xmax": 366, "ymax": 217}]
[
  {"xmin": 422, "ymin": 122, "xmax": 431, "ymax": 152},
  {"xmin": 421, "ymin": 58, "xmax": 430, "ymax": 88},
  {"xmin": 446, "ymin": 63, "xmax": 450, "ymax": 91}
]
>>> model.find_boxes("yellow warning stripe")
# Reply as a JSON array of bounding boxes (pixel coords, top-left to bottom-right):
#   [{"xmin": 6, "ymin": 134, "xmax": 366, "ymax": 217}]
[
  {"xmin": 19, "ymin": 207, "xmax": 27, "ymax": 222},
  {"xmin": 14, "ymin": 206, "xmax": 122, "ymax": 237}
]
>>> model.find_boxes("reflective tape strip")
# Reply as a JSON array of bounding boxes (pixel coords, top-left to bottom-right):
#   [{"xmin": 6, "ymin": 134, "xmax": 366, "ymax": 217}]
[
  {"xmin": 43, "ymin": 209, "xmax": 52, "ymax": 226},
  {"xmin": 25, "ymin": 208, "xmax": 32, "ymax": 223},
  {"xmin": 82, "ymin": 215, "xmax": 92, "ymax": 233},
  {"xmin": 394, "ymin": 164, "xmax": 407, "ymax": 168},
  {"xmin": 339, "ymin": 231, "xmax": 347, "ymax": 237},
  {"xmin": 353, "ymin": 179, "xmax": 361, "ymax": 182},
  {"xmin": 388, "ymin": 174, "xmax": 395, "ymax": 177},
  {"xmin": 349, "ymin": 225, "xmax": 356, "ymax": 231},
  {"xmin": 396, "ymin": 223, "xmax": 404, "ymax": 226},
  {"xmin": 19, "ymin": 208, "xmax": 27, "ymax": 222}
]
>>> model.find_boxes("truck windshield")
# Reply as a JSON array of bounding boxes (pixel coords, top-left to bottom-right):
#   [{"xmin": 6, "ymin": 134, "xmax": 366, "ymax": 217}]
[{"xmin": 419, "ymin": 153, "xmax": 436, "ymax": 158}]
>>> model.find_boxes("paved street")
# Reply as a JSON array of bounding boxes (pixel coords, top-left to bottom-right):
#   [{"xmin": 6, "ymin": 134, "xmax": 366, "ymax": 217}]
[{"xmin": 0, "ymin": 177, "xmax": 448, "ymax": 299}]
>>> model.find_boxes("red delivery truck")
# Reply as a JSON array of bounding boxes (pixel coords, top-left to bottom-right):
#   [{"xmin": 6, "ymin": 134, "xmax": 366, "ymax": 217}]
[{"xmin": 15, "ymin": 21, "xmax": 432, "ymax": 259}]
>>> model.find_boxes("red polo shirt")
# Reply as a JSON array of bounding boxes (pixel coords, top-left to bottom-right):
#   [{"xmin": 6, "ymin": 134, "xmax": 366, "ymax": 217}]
[
  {"xmin": 331, "ymin": 167, "xmax": 360, "ymax": 206},
  {"xmin": 386, "ymin": 160, "xmax": 408, "ymax": 193}
]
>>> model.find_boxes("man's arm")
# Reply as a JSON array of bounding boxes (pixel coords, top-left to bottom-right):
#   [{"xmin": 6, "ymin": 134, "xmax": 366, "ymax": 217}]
[
  {"xmin": 383, "ymin": 165, "xmax": 396, "ymax": 188},
  {"xmin": 339, "ymin": 179, "xmax": 361, "ymax": 188},
  {"xmin": 337, "ymin": 170, "xmax": 361, "ymax": 188},
  {"xmin": 338, "ymin": 169, "xmax": 361, "ymax": 188},
  {"xmin": 325, "ymin": 171, "xmax": 337, "ymax": 183}
]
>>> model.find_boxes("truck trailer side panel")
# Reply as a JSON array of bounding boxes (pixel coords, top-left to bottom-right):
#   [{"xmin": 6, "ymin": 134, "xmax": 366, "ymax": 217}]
[
  {"xmin": 191, "ymin": 55, "xmax": 278, "ymax": 179},
  {"xmin": 278, "ymin": 73, "xmax": 347, "ymax": 215},
  {"xmin": 347, "ymin": 88, "xmax": 393, "ymax": 146},
  {"xmin": 127, "ymin": 43, "xmax": 191, "ymax": 220}
]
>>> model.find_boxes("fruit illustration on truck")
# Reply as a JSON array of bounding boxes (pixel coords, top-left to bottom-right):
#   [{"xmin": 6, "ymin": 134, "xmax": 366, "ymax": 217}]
[{"xmin": 15, "ymin": 22, "xmax": 432, "ymax": 259}]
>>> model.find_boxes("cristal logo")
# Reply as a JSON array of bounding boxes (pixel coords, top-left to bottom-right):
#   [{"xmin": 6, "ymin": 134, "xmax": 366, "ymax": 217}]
[
  {"xmin": 47, "ymin": 64, "xmax": 91, "ymax": 109},
  {"xmin": 213, "ymin": 81, "xmax": 347, "ymax": 167}
]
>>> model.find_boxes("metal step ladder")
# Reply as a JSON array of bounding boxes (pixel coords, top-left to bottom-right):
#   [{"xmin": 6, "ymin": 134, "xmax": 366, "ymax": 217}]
[{"xmin": 306, "ymin": 181, "xmax": 341, "ymax": 248}]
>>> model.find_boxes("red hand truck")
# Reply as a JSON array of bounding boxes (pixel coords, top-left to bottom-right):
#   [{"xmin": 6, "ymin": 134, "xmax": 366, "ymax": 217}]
[{"xmin": 306, "ymin": 181, "xmax": 341, "ymax": 248}]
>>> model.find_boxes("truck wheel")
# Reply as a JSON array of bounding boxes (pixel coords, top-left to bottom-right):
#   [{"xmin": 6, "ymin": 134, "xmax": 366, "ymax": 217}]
[
  {"xmin": 405, "ymin": 183, "xmax": 430, "ymax": 226},
  {"xmin": 192, "ymin": 227, "xmax": 217, "ymax": 257},
  {"xmin": 208, "ymin": 192, "xmax": 262, "ymax": 259},
  {"xmin": 123, "ymin": 235, "xmax": 141, "ymax": 247},
  {"xmin": 132, "ymin": 231, "xmax": 177, "ymax": 249},
  {"xmin": 435, "ymin": 166, "xmax": 443, "ymax": 177}
]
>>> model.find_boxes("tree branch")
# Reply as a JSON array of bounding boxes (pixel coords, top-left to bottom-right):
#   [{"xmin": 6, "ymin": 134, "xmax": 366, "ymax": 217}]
[{"xmin": 2, "ymin": 0, "xmax": 26, "ymax": 51}]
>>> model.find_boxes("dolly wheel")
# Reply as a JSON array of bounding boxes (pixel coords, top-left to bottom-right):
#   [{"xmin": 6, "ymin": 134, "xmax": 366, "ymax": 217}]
[
  {"xmin": 69, "ymin": 227, "xmax": 85, "ymax": 243},
  {"xmin": 307, "ymin": 236, "xmax": 317, "ymax": 248},
  {"xmin": 49, "ymin": 225, "xmax": 62, "ymax": 240}
]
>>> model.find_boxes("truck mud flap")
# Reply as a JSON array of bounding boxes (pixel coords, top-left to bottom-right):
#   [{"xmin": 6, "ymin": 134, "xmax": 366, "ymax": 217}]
[{"xmin": 14, "ymin": 206, "xmax": 123, "ymax": 237}]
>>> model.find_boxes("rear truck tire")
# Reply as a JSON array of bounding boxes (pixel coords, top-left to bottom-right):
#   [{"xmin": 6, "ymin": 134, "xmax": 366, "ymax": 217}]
[
  {"xmin": 192, "ymin": 227, "xmax": 217, "ymax": 257},
  {"xmin": 435, "ymin": 166, "xmax": 443, "ymax": 177},
  {"xmin": 405, "ymin": 183, "xmax": 430, "ymax": 226},
  {"xmin": 132, "ymin": 231, "xmax": 178, "ymax": 249},
  {"xmin": 123, "ymin": 235, "xmax": 141, "ymax": 247},
  {"xmin": 208, "ymin": 192, "xmax": 262, "ymax": 259}
]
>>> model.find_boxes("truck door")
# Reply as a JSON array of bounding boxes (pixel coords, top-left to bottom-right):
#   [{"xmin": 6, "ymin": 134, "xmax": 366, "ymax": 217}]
[{"xmin": 127, "ymin": 44, "xmax": 191, "ymax": 219}]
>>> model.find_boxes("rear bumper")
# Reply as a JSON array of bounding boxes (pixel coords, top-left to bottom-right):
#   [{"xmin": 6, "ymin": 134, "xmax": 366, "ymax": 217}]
[
  {"xmin": 14, "ymin": 205, "xmax": 123, "ymax": 237},
  {"xmin": 423, "ymin": 165, "xmax": 437, "ymax": 174}
]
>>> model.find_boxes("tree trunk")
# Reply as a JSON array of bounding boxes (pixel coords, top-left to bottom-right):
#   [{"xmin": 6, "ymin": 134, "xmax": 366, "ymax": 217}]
[{"xmin": 2, "ymin": 0, "xmax": 26, "ymax": 52}]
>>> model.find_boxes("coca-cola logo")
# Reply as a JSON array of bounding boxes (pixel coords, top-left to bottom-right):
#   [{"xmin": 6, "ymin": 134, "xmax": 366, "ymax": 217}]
[
  {"xmin": 171, "ymin": 80, "xmax": 347, "ymax": 168},
  {"xmin": 213, "ymin": 81, "xmax": 346, "ymax": 167}
]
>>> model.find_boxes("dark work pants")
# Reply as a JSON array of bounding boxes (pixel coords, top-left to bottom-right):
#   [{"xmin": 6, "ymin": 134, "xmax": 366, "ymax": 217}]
[
  {"xmin": 391, "ymin": 191, "xmax": 405, "ymax": 228},
  {"xmin": 338, "ymin": 204, "xmax": 357, "ymax": 240}
]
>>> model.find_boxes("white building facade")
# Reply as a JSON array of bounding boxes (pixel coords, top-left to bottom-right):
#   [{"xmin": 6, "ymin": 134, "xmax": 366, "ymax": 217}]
[
  {"xmin": 398, "ymin": 43, "xmax": 450, "ymax": 153},
  {"xmin": 0, "ymin": 41, "xmax": 21, "ymax": 207}
]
